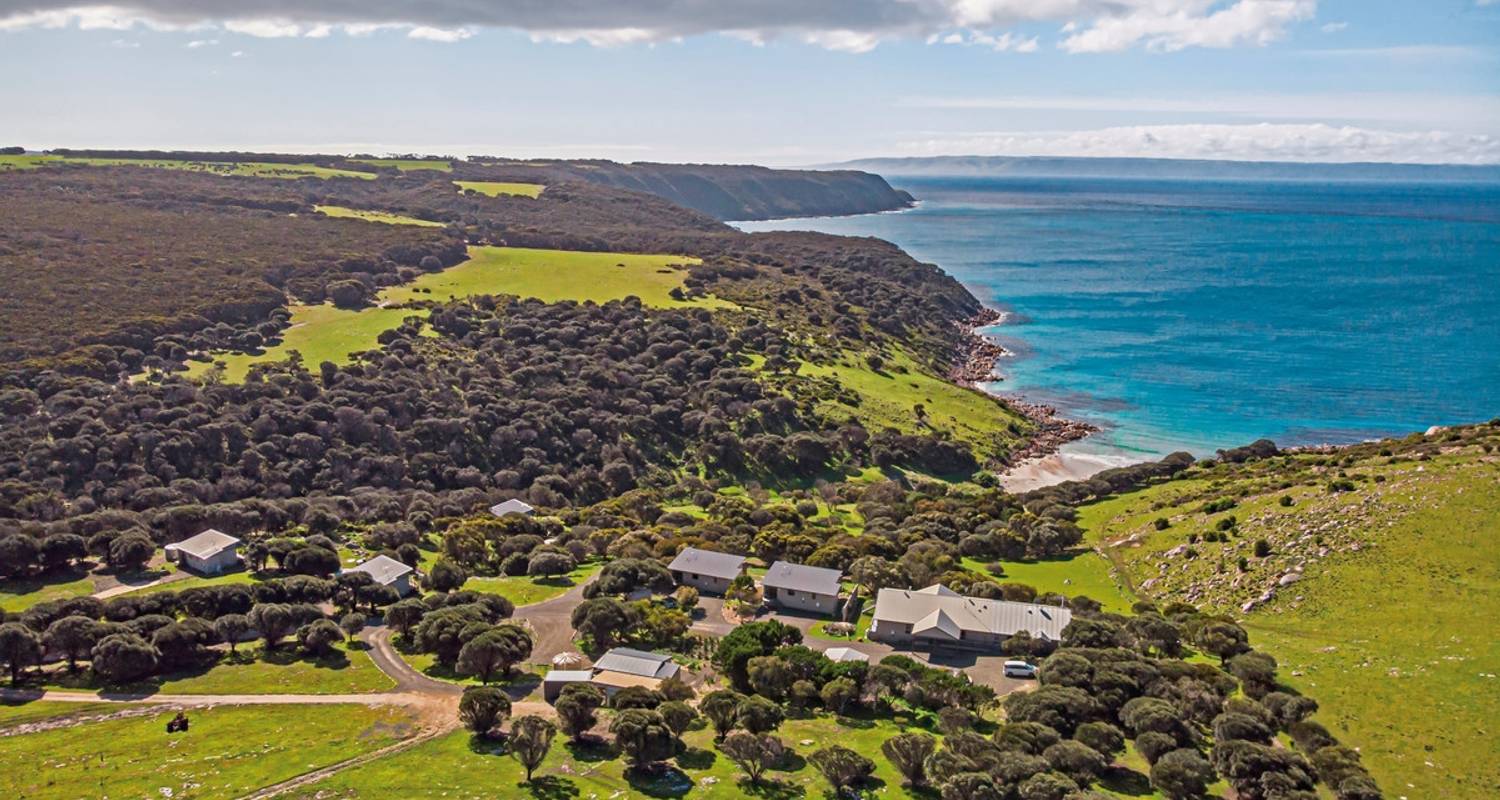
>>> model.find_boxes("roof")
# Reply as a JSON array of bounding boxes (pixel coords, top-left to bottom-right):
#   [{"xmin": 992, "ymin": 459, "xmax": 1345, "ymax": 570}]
[
  {"xmin": 346, "ymin": 554, "xmax": 414, "ymax": 586},
  {"xmin": 490, "ymin": 499, "xmax": 535, "ymax": 516},
  {"xmin": 668, "ymin": 547, "xmax": 746, "ymax": 580},
  {"xmin": 591, "ymin": 670, "xmax": 666, "ymax": 691},
  {"xmin": 763, "ymin": 561, "xmax": 842, "ymax": 596},
  {"xmin": 543, "ymin": 670, "xmax": 594, "ymax": 683},
  {"xmin": 592, "ymin": 647, "xmax": 681, "ymax": 680},
  {"xmin": 824, "ymin": 647, "xmax": 870, "ymax": 663},
  {"xmin": 165, "ymin": 529, "xmax": 241, "ymax": 560},
  {"xmin": 872, "ymin": 585, "xmax": 1074, "ymax": 641}
]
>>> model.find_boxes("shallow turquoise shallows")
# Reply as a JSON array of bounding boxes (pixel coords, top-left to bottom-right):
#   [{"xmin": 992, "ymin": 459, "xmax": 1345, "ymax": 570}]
[{"xmin": 738, "ymin": 176, "xmax": 1500, "ymax": 458}]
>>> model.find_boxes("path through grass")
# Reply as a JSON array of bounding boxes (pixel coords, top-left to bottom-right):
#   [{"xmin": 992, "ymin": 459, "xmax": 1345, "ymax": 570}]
[{"xmin": 0, "ymin": 703, "xmax": 416, "ymax": 799}]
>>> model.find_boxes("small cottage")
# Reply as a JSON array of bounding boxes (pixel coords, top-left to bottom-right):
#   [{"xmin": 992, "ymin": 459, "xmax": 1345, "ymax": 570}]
[{"xmin": 164, "ymin": 529, "xmax": 242, "ymax": 575}]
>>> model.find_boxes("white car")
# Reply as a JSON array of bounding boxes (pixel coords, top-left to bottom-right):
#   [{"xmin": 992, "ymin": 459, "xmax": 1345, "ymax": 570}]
[{"xmin": 1003, "ymin": 660, "xmax": 1038, "ymax": 679}]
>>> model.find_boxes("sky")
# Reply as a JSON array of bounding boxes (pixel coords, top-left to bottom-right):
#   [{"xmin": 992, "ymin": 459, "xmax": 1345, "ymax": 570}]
[{"xmin": 1, "ymin": 1, "xmax": 1497, "ymax": 165}]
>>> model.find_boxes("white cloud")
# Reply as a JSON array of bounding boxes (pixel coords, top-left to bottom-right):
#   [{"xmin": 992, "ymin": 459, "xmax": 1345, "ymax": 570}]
[
  {"xmin": 184, "ymin": 37, "xmax": 215, "ymax": 47},
  {"xmin": 0, "ymin": 1, "xmax": 1324, "ymax": 53},
  {"xmin": 229, "ymin": 49, "xmax": 243, "ymax": 57},
  {"xmin": 894, "ymin": 123, "xmax": 1500, "ymax": 164},
  {"xmin": 1060, "ymin": 0, "xmax": 1316, "ymax": 53},
  {"xmin": 1319, "ymin": 21, "xmax": 1347, "ymax": 32},
  {"xmin": 407, "ymin": 25, "xmax": 471, "ymax": 42},
  {"xmin": 934, "ymin": 28, "xmax": 1040, "ymax": 52},
  {"xmin": 109, "ymin": 36, "xmax": 137, "ymax": 46}
]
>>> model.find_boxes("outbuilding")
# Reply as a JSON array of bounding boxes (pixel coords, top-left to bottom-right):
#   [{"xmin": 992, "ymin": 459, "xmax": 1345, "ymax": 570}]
[
  {"xmin": 667, "ymin": 547, "xmax": 746, "ymax": 595},
  {"xmin": 542, "ymin": 670, "xmax": 594, "ymax": 702},
  {"xmin": 490, "ymin": 499, "xmax": 535, "ymax": 517},
  {"xmin": 345, "ymin": 554, "xmax": 415, "ymax": 596},
  {"xmin": 824, "ymin": 647, "xmax": 871, "ymax": 664},
  {"xmin": 762, "ymin": 561, "xmax": 842, "ymax": 615},
  {"xmin": 164, "ymin": 529, "xmax": 242, "ymax": 575}
]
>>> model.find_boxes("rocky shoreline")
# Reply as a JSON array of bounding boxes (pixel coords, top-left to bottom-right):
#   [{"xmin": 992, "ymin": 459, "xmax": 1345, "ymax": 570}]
[{"xmin": 950, "ymin": 310, "xmax": 1098, "ymax": 466}]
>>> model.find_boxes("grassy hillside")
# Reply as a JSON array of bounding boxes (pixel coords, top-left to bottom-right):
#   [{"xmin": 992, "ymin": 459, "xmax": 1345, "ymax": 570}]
[
  {"xmin": 183, "ymin": 245, "xmax": 726, "ymax": 382},
  {"xmin": 314, "ymin": 205, "xmax": 445, "ymax": 226},
  {"xmin": 453, "ymin": 180, "xmax": 544, "ymax": 198},
  {"xmin": 0, "ymin": 154, "xmax": 374, "ymax": 179},
  {"xmin": 1077, "ymin": 424, "xmax": 1500, "ymax": 799}
]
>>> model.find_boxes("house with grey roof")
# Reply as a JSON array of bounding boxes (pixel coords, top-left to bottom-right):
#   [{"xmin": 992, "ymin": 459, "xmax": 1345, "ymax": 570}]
[
  {"xmin": 870, "ymin": 584, "xmax": 1073, "ymax": 651},
  {"xmin": 164, "ymin": 529, "xmax": 242, "ymax": 575},
  {"xmin": 667, "ymin": 547, "xmax": 746, "ymax": 595},
  {"xmin": 490, "ymin": 499, "xmax": 535, "ymax": 517},
  {"xmin": 541, "ymin": 647, "xmax": 682, "ymax": 700},
  {"xmin": 762, "ymin": 560, "xmax": 842, "ymax": 615},
  {"xmin": 345, "ymin": 554, "xmax": 415, "ymax": 596}
]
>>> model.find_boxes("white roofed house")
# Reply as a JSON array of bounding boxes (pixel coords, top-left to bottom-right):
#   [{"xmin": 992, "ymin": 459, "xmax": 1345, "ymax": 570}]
[
  {"xmin": 544, "ymin": 647, "xmax": 682, "ymax": 701},
  {"xmin": 164, "ymin": 529, "xmax": 242, "ymax": 575},
  {"xmin": 762, "ymin": 561, "xmax": 842, "ymax": 616},
  {"xmin": 667, "ymin": 547, "xmax": 747, "ymax": 595},
  {"xmin": 345, "ymin": 554, "xmax": 415, "ymax": 597},
  {"xmin": 870, "ymin": 584, "xmax": 1073, "ymax": 652},
  {"xmin": 490, "ymin": 499, "xmax": 535, "ymax": 517}
]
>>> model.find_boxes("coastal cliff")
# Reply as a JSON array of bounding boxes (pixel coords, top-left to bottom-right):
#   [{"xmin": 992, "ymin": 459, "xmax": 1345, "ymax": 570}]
[{"xmin": 548, "ymin": 161, "xmax": 916, "ymax": 221}]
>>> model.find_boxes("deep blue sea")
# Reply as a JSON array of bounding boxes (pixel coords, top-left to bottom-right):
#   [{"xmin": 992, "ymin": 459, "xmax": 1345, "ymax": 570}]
[{"xmin": 738, "ymin": 176, "xmax": 1500, "ymax": 459}]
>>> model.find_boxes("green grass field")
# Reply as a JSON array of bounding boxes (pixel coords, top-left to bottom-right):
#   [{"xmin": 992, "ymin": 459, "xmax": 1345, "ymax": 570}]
[
  {"xmin": 314, "ymin": 205, "xmax": 445, "ymax": 227},
  {"xmin": 351, "ymin": 158, "xmax": 452, "ymax": 172},
  {"xmin": 0, "ymin": 703, "xmax": 417, "ymax": 799},
  {"xmin": 40, "ymin": 641, "xmax": 393, "ymax": 695},
  {"xmin": 182, "ymin": 246, "xmax": 725, "ymax": 384},
  {"xmin": 0, "ymin": 700, "xmax": 118, "ymax": 729},
  {"xmin": 381, "ymin": 246, "xmax": 724, "ymax": 309},
  {"xmin": 0, "ymin": 571, "xmax": 95, "ymax": 613},
  {"xmin": 961, "ymin": 554, "xmax": 1135, "ymax": 614},
  {"xmin": 287, "ymin": 711, "xmax": 940, "ymax": 799},
  {"xmin": 0, "ymin": 154, "xmax": 375, "ymax": 179},
  {"xmin": 797, "ymin": 349, "xmax": 1030, "ymax": 461},
  {"xmin": 463, "ymin": 560, "xmax": 603, "ymax": 607},
  {"xmin": 1078, "ymin": 437, "xmax": 1500, "ymax": 799},
  {"xmin": 453, "ymin": 180, "xmax": 545, "ymax": 198}
]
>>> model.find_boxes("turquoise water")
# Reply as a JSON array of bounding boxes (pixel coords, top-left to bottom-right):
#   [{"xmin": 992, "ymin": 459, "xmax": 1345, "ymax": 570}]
[{"xmin": 738, "ymin": 176, "xmax": 1500, "ymax": 457}]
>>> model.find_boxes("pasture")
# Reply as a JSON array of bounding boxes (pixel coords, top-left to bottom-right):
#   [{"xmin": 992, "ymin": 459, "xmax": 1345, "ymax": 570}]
[{"xmin": 453, "ymin": 180, "xmax": 545, "ymax": 198}]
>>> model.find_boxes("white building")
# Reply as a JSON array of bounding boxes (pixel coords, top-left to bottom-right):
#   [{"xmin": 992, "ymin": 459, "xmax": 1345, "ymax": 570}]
[
  {"xmin": 869, "ymin": 584, "xmax": 1073, "ymax": 651},
  {"xmin": 667, "ymin": 547, "xmax": 747, "ymax": 595},
  {"xmin": 345, "ymin": 554, "xmax": 415, "ymax": 596},
  {"xmin": 164, "ymin": 529, "xmax": 242, "ymax": 575},
  {"xmin": 762, "ymin": 561, "xmax": 842, "ymax": 615},
  {"xmin": 490, "ymin": 499, "xmax": 535, "ymax": 517}
]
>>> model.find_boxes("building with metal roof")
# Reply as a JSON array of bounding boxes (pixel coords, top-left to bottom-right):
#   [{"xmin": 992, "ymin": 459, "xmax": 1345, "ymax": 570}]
[{"xmin": 870, "ymin": 584, "xmax": 1073, "ymax": 650}]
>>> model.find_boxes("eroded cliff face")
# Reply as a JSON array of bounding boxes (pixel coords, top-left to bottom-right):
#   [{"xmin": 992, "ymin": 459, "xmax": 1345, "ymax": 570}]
[{"xmin": 551, "ymin": 162, "xmax": 914, "ymax": 220}]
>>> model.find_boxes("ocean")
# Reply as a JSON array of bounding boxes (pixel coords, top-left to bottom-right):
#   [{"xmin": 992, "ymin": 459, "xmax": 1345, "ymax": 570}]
[{"xmin": 737, "ymin": 175, "xmax": 1500, "ymax": 461}]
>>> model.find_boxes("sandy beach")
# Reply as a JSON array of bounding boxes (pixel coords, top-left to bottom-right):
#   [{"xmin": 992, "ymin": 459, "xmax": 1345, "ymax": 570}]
[{"xmin": 999, "ymin": 446, "xmax": 1143, "ymax": 493}]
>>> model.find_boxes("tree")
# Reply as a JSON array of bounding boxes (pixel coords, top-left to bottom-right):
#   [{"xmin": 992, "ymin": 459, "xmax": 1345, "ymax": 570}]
[
  {"xmin": 747, "ymin": 655, "xmax": 793, "ymax": 701},
  {"xmin": 298, "ymin": 619, "xmax": 344, "ymax": 657},
  {"xmin": 737, "ymin": 694, "xmax": 785, "ymax": 734},
  {"xmin": 1151, "ymin": 748, "xmax": 1215, "ymax": 799},
  {"xmin": 719, "ymin": 732, "xmax": 783, "ymax": 785},
  {"xmin": 809, "ymin": 746, "xmax": 875, "ymax": 797},
  {"xmin": 334, "ymin": 571, "xmax": 375, "ymax": 611},
  {"xmin": 457, "ymin": 626, "xmax": 532, "ymax": 684},
  {"xmin": 356, "ymin": 583, "xmax": 400, "ymax": 614},
  {"xmin": 0, "ymin": 623, "xmax": 42, "ymax": 685},
  {"xmin": 1074, "ymin": 721, "xmax": 1125, "ymax": 758},
  {"xmin": 1018, "ymin": 771, "xmax": 1077, "ymax": 800},
  {"xmin": 570, "ymin": 597, "xmax": 636, "ymax": 652},
  {"xmin": 508, "ymin": 715, "xmax": 556, "ymax": 784},
  {"xmin": 213, "ymin": 614, "xmax": 250, "ymax": 654},
  {"xmin": 821, "ymin": 676, "xmax": 859, "ymax": 714},
  {"xmin": 1194, "ymin": 620, "xmax": 1250, "ymax": 665},
  {"xmin": 459, "ymin": 686, "xmax": 511, "ymax": 736},
  {"xmin": 153, "ymin": 619, "xmax": 215, "ymax": 670},
  {"xmin": 658, "ymin": 700, "xmax": 698, "ymax": 741},
  {"xmin": 340, "ymin": 612, "xmax": 366, "ymax": 640},
  {"xmin": 527, "ymin": 550, "xmax": 576, "ymax": 578},
  {"xmin": 942, "ymin": 772, "xmax": 1003, "ymax": 800},
  {"xmin": 555, "ymin": 683, "xmax": 605, "ymax": 741},
  {"xmin": 610, "ymin": 709, "xmax": 676, "ymax": 770},
  {"xmin": 40, "ymin": 533, "xmax": 87, "ymax": 571},
  {"xmin": 90, "ymin": 633, "xmax": 159, "ymax": 684},
  {"xmin": 285, "ymin": 546, "xmax": 340, "ymax": 577},
  {"xmin": 713, "ymin": 620, "xmax": 802, "ymax": 691},
  {"xmin": 429, "ymin": 558, "xmax": 467, "ymax": 592},
  {"xmin": 44, "ymin": 616, "xmax": 99, "ymax": 673},
  {"xmin": 248, "ymin": 603, "xmax": 297, "ymax": 650},
  {"xmin": 385, "ymin": 599, "xmax": 426, "ymax": 637},
  {"xmin": 108, "ymin": 532, "xmax": 155, "ymax": 572},
  {"xmin": 882, "ymin": 732, "xmax": 937, "ymax": 787},
  {"xmin": 0, "ymin": 535, "xmax": 38, "ymax": 577},
  {"xmin": 700, "ymin": 689, "xmax": 743, "ymax": 740},
  {"xmin": 1043, "ymin": 740, "xmax": 1107, "ymax": 786}
]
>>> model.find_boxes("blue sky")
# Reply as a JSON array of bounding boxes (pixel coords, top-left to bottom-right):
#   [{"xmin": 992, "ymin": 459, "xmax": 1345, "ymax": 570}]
[{"xmin": 2, "ymin": 0, "xmax": 1496, "ymax": 164}]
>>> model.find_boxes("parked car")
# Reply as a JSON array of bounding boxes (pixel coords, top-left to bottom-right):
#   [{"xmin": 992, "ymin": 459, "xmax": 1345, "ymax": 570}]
[{"xmin": 1003, "ymin": 659, "xmax": 1038, "ymax": 679}]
